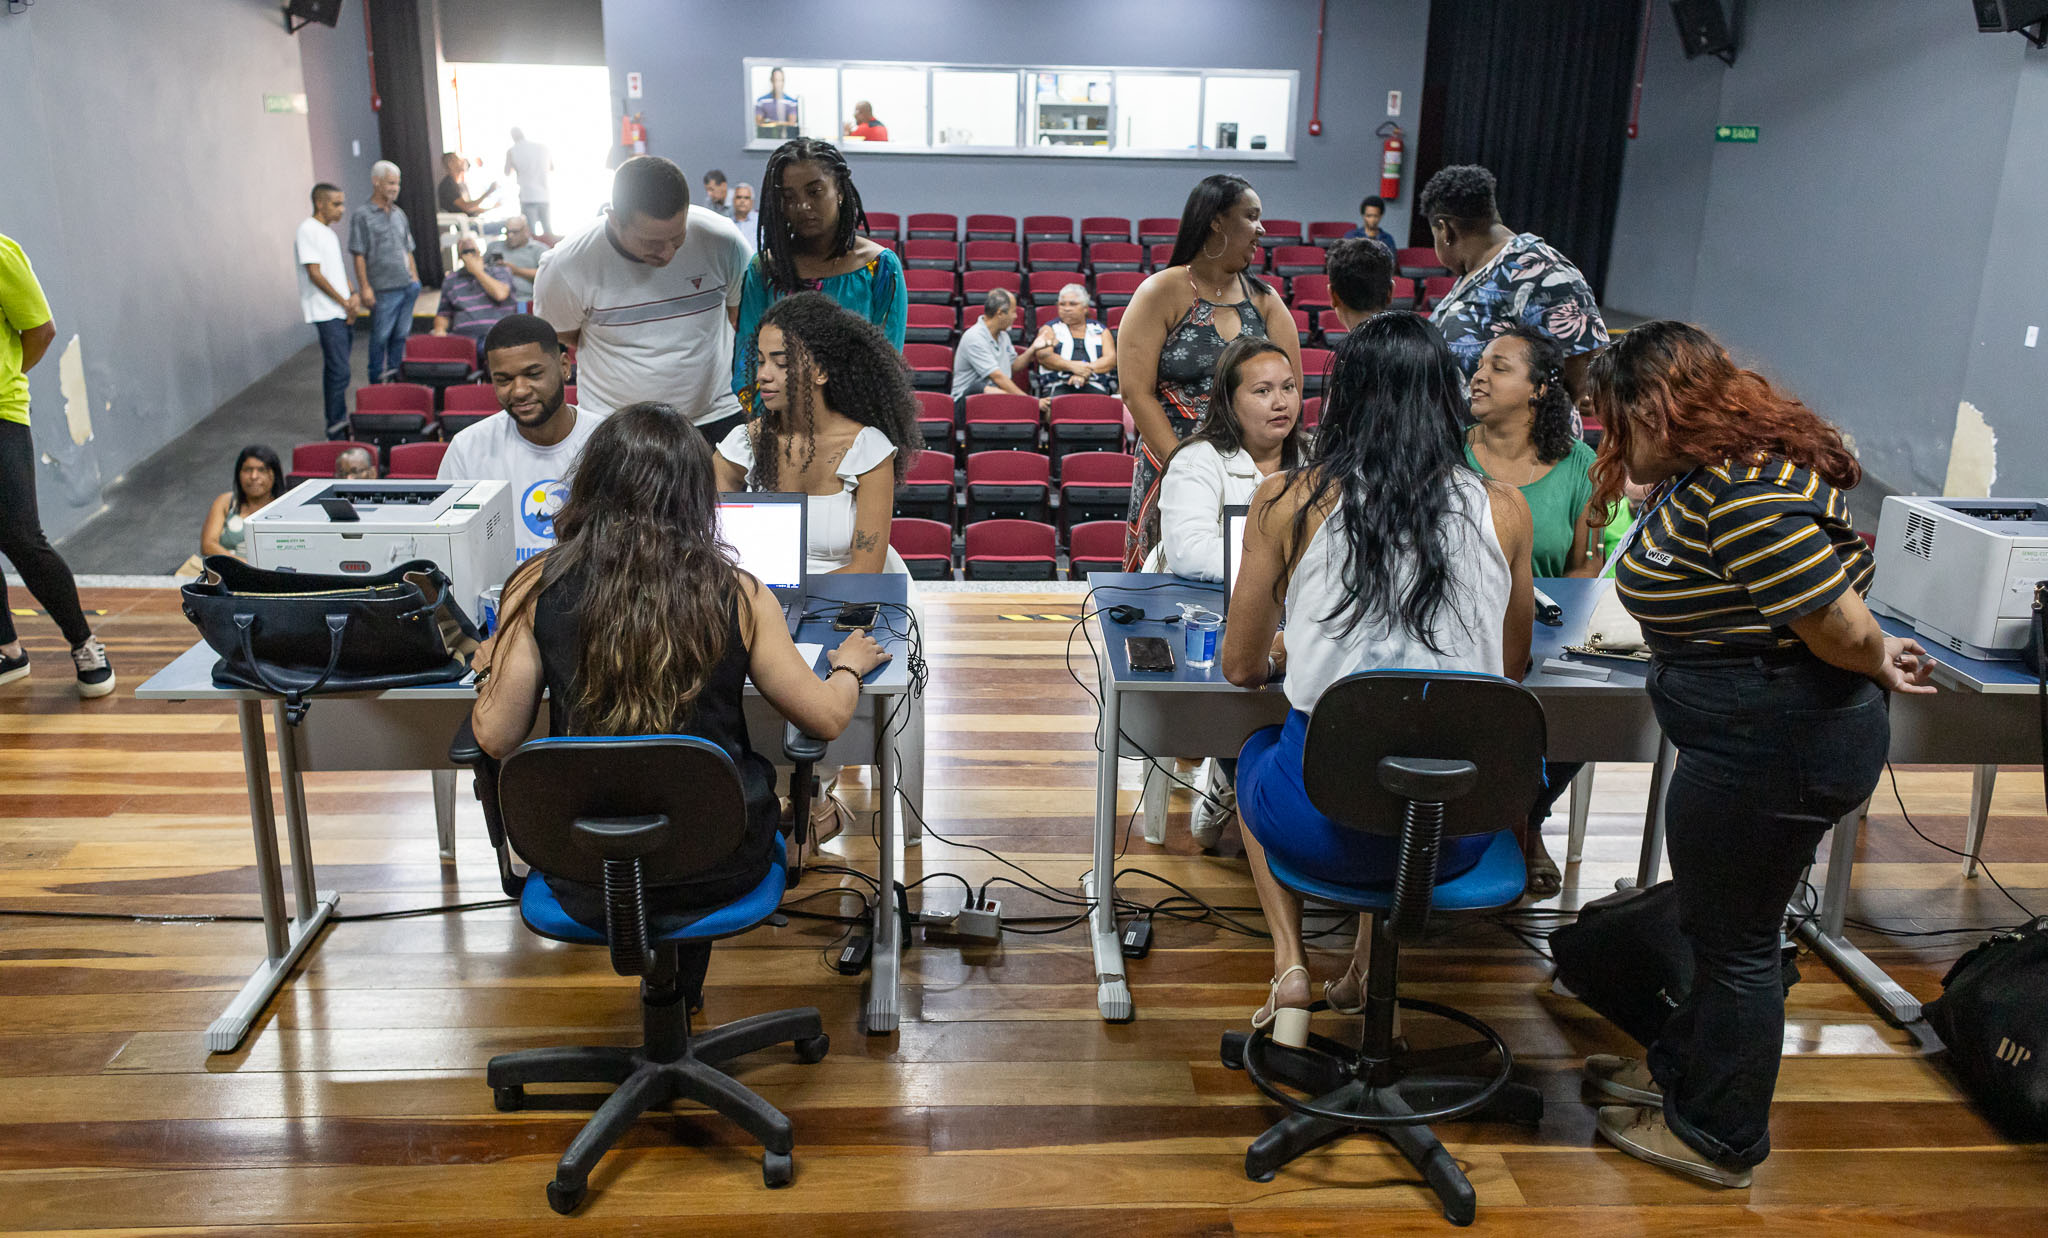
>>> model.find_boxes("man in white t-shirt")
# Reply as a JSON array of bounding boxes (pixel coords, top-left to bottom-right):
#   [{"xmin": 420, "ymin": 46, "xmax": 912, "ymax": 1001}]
[
  {"xmin": 532, "ymin": 156, "xmax": 750, "ymax": 443},
  {"xmin": 438, "ymin": 314, "xmax": 604, "ymax": 562},
  {"xmin": 502, "ymin": 128, "xmax": 554, "ymax": 236},
  {"xmin": 297, "ymin": 183, "xmax": 358, "ymax": 439}
]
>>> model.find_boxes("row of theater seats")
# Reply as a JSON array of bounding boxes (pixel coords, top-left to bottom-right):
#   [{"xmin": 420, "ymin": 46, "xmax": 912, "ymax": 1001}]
[
  {"xmin": 884, "ymin": 238, "xmax": 1448, "ymax": 284},
  {"xmin": 342, "ymin": 381, "xmax": 580, "ymax": 452},
  {"xmin": 913, "ymin": 391, "xmax": 1325, "ymax": 460},
  {"xmin": 899, "ymin": 267, "xmax": 1452, "ymax": 315},
  {"xmin": 866, "ymin": 211, "xmax": 1422, "ymax": 256},
  {"xmin": 909, "ymin": 298, "xmax": 1386, "ymax": 353},
  {"xmin": 889, "ymin": 515, "xmax": 1122, "ymax": 582},
  {"xmin": 283, "ymin": 439, "xmax": 449, "ymax": 487}
]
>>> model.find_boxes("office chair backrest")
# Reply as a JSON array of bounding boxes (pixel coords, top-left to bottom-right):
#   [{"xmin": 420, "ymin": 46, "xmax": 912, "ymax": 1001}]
[
  {"xmin": 1303, "ymin": 670, "xmax": 1545, "ymax": 840},
  {"xmin": 497, "ymin": 736, "xmax": 749, "ymax": 887}
]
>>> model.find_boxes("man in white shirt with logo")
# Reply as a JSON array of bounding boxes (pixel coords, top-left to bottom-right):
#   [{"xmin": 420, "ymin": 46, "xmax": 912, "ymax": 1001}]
[
  {"xmin": 437, "ymin": 314, "xmax": 603, "ymax": 562},
  {"xmin": 532, "ymin": 156, "xmax": 750, "ymax": 443},
  {"xmin": 296, "ymin": 183, "xmax": 358, "ymax": 439}
]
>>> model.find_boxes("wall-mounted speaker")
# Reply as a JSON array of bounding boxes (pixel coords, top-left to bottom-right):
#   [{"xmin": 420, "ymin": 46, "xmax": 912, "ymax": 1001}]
[
  {"xmin": 283, "ymin": 0, "xmax": 343, "ymax": 33},
  {"xmin": 1972, "ymin": 0, "xmax": 2048, "ymax": 42},
  {"xmin": 1670, "ymin": 0, "xmax": 1738, "ymax": 66}
]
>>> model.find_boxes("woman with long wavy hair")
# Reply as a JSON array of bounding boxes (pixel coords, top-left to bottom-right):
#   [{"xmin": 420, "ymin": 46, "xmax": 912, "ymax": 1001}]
[
  {"xmin": 1577, "ymin": 321, "xmax": 1932, "ymax": 1187},
  {"xmin": 1218, "ymin": 312, "xmax": 1535, "ymax": 1049},
  {"xmin": 1117, "ymin": 173, "xmax": 1301, "ymax": 569},
  {"xmin": 730, "ymin": 139, "xmax": 906, "ymax": 412},
  {"xmin": 470, "ymin": 402, "xmax": 889, "ymax": 1008}
]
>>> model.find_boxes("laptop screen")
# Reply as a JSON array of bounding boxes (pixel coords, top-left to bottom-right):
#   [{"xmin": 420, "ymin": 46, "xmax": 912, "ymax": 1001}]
[
  {"xmin": 717, "ymin": 497, "xmax": 805, "ymax": 593},
  {"xmin": 1222, "ymin": 504, "xmax": 1250, "ymax": 614}
]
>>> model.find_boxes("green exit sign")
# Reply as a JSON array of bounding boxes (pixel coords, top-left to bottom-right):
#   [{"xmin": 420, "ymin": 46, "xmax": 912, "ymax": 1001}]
[{"xmin": 1715, "ymin": 124, "xmax": 1759, "ymax": 143}]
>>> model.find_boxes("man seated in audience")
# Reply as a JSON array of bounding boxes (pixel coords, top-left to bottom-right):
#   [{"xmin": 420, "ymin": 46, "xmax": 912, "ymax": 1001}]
[
  {"xmin": 1344, "ymin": 194, "xmax": 1398, "ymax": 254},
  {"xmin": 731, "ymin": 183, "xmax": 757, "ymax": 256},
  {"xmin": 433, "ymin": 238, "xmax": 516, "ymax": 363},
  {"xmin": 1027, "ymin": 283, "xmax": 1116, "ymax": 398},
  {"xmin": 703, "ymin": 169, "xmax": 732, "ymax": 217},
  {"xmin": 950, "ymin": 288, "xmax": 1038, "ymax": 408},
  {"xmin": 438, "ymin": 314, "xmax": 603, "ymax": 562},
  {"xmin": 485, "ymin": 214, "xmax": 547, "ymax": 303},
  {"xmin": 333, "ymin": 446, "xmax": 377, "ymax": 479},
  {"xmin": 436, "ymin": 152, "xmax": 495, "ymax": 218},
  {"xmin": 1324, "ymin": 236, "xmax": 1395, "ymax": 329},
  {"xmin": 844, "ymin": 101, "xmax": 889, "ymax": 142}
]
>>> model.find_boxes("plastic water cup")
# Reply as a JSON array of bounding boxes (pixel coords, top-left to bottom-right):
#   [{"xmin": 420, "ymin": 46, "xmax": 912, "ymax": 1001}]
[
  {"xmin": 476, "ymin": 585, "xmax": 503, "ymax": 637},
  {"xmin": 1181, "ymin": 606, "xmax": 1222, "ymax": 669}
]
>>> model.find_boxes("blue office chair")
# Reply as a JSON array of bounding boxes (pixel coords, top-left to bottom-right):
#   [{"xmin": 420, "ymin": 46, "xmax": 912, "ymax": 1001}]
[
  {"xmin": 473, "ymin": 735, "xmax": 829, "ymax": 1214},
  {"xmin": 1219, "ymin": 670, "xmax": 1548, "ymax": 1227}
]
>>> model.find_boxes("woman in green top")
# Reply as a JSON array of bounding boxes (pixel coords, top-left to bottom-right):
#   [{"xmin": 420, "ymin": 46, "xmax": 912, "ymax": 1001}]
[
  {"xmin": 731, "ymin": 139, "xmax": 907, "ymax": 414},
  {"xmin": 1464, "ymin": 325, "xmax": 1604, "ymax": 577},
  {"xmin": 1463, "ymin": 325, "xmax": 1600, "ymax": 897}
]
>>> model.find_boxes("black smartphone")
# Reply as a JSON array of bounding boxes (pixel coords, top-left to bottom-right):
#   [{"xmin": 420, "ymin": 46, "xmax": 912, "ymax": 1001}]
[
  {"xmin": 1126, "ymin": 636, "xmax": 1175, "ymax": 672},
  {"xmin": 833, "ymin": 602, "xmax": 880, "ymax": 631}
]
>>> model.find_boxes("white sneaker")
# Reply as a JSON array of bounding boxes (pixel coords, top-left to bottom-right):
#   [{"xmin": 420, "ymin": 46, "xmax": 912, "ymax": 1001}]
[
  {"xmin": 71, "ymin": 636, "xmax": 115, "ymax": 699},
  {"xmin": 1190, "ymin": 761, "xmax": 1235, "ymax": 850}
]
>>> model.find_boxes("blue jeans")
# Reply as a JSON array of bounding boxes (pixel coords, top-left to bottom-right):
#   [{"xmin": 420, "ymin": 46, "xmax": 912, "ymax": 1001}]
[
  {"xmin": 366, "ymin": 281, "xmax": 420, "ymax": 383},
  {"xmin": 1644, "ymin": 652, "xmax": 1887, "ymax": 1169},
  {"xmin": 1237, "ymin": 710, "xmax": 1492, "ymax": 886},
  {"xmin": 313, "ymin": 318, "xmax": 352, "ymax": 437}
]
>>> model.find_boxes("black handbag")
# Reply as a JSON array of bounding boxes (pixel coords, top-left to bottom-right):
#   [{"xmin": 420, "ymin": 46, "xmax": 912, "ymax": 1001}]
[
  {"xmin": 1923, "ymin": 916, "xmax": 2048, "ymax": 1137},
  {"xmin": 181, "ymin": 555, "xmax": 479, "ymax": 724}
]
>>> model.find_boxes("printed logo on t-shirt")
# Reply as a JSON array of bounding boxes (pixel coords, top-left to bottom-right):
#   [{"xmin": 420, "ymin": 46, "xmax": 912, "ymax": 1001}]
[
  {"xmin": 691, "ymin": 276, "xmax": 703, "ymax": 290},
  {"xmin": 520, "ymin": 479, "xmax": 570, "ymax": 554}
]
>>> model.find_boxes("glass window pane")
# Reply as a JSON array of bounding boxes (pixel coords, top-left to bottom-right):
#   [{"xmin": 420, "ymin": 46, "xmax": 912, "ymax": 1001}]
[
  {"xmin": 748, "ymin": 64, "xmax": 837, "ymax": 144},
  {"xmin": 1031, "ymin": 71, "xmax": 1111, "ymax": 149},
  {"xmin": 1202, "ymin": 75, "xmax": 1292, "ymax": 154},
  {"xmin": 932, "ymin": 70, "xmax": 1018, "ymax": 147},
  {"xmin": 1115, "ymin": 73, "xmax": 1200, "ymax": 151},
  {"xmin": 839, "ymin": 66, "xmax": 927, "ymax": 148}
]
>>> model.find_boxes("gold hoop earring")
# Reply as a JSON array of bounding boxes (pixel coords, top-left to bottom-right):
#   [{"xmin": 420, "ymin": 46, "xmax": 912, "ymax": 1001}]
[{"xmin": 1200, "ymin": 236, "xmax": 1226, "ymax": 261}]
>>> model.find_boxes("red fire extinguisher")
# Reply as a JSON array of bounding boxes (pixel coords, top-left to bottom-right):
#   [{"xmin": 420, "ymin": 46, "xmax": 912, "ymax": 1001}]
[
  {"xmin": 1377, "ymin": 122, "xmax": 1405, "ymax": 201},
  {"xmin": 620, "ymin": 111, "xmax": 647, "ymax": 155}
]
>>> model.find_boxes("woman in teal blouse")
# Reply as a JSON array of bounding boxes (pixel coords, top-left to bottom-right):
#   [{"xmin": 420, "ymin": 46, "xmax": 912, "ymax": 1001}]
[{"xmin": 732, "ymin": 138, "xmax": 906, "ymax": 413}]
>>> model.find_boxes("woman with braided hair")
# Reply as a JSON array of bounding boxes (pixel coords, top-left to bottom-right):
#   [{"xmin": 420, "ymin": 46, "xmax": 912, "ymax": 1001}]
[
  {"xmin": 730, "ymin": 138, "xmax": 907, "ymax": 412},
  {"xmin": 1463, "ymin": 322, "xmax": 1605, "ymax": 899}
]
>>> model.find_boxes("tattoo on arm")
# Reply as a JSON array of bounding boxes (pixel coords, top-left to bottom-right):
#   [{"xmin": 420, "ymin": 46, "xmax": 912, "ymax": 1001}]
[{"xmin": 853, "ymin": 530, "xmax": 881, "ymax": 552}]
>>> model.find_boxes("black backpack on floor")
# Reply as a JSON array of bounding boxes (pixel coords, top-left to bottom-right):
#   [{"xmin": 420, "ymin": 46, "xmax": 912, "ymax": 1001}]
[{"xmin": 1924, "ymin": 917, "xmax": 2048, "ymax": 1138}]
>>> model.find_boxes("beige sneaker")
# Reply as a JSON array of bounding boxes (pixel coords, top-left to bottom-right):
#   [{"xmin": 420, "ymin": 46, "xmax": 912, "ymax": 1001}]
[
  {"xmin": 1596, "ymin": 1105, "xmax": 1751, "ymax": 1188},
  {"xmin": 1584, "ymin": 1054, "xmax": 1663, "ymax": 1106}
]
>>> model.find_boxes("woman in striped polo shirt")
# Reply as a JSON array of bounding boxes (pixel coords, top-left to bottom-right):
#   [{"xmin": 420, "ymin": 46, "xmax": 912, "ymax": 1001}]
[{"xmin": 1578, "ymin": 321, "xmax": 1935, "ymax": 1187}]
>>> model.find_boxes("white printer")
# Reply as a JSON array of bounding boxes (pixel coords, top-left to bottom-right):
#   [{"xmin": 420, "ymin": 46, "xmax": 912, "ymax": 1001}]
[
  {"xmin": 1868, "ymin": 495, "xmax": 2048, "ymax": 661},
  {"xmin": 246, "ymin": 479, "xmax": 516, "ymax": 611}
]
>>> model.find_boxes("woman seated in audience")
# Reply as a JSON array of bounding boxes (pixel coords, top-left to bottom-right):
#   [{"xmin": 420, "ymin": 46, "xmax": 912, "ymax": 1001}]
[
  {"xmin": 1219, "ymin": 312, "xmax": 1534, "ymax": 1048},
  {"xmin": 1463, "ymin": 324, "xmax": 1604, "ymax": 897},
  {"xmin": 718, "ymin": 292, "xmax": 921, "ymax": 843},
  {"xmin": 1028, "ymin": 283, "xmax": 1117, "ymax": 399},
  {"xmin": 200, "ymin": 445, "xmax": 284, "ymax": 561},
  {"xmin": 470, "ymin": 402, "xmax": 890, "ymax": 1010},
  {"xmin": 731, "ymin": 138, "xmax": 906, "ymax": 411},
  {"xmin": 1117, "ymin": 173, "xmax": 1301, "ymax": 569},
  {"xmin": 1580, "ymin": 321, "xmax": 1929, "ymax": 1187}
]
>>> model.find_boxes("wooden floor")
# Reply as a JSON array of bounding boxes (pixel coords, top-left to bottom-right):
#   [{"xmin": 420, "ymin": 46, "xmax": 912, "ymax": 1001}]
[{"xmin": 2, "ymin": 588, "xmax": 2045, "ymax": 1234}]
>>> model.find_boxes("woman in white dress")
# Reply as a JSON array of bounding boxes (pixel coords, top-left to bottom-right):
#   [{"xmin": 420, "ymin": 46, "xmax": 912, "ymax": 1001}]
[{"xmin": 717, "ymin": 291, "xmax": 923, "ymax": 840}]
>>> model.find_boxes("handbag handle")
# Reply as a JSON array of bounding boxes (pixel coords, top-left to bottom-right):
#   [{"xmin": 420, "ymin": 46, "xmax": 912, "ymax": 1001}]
[
  {"xmin": 399, "ymin": 565, "xmax": 483, "ymax": 643},
  {"xmin": 234, "ymin": 612, "xmax": 350, "ymax": 725}
]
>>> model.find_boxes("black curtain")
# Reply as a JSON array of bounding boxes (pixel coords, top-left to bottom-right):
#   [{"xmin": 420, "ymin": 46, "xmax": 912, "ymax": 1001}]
[
  {"xmin": 1413, "ymin": 0, "xmax": 1643, "ymax": 300},
  {"xmin": 367, "ymin": 0, "xmax": 444, "ymax": 286}
]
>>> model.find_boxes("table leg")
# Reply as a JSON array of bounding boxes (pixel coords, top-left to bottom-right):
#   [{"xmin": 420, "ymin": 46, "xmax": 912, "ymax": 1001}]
[
  {"xmin": 1964, "ymin": 764, "xmax": 1996, "ymax": 878},
  {"xmin": 432, "ymin": 769, "xmax": 458, "ymax": 862},
  {"xmin": 1566, "ymin": 763, "xmax": 1595, "ymax": 864},
  {"xmin": 1795, "ymin": 800, "xmax": 1921, "ymax": 1025},
  {"xmin": 900, "ymin": 683, "xmax": 926, "ymax": 847},
  {"xmin": 1089, "ymin": 672, "xmax": 1134, "ymax": 1022},
  {"xmin": 209, "ymin": 700, "xmax": 336, "ymax": 1054},
  {"xmin": 864, "ymin": 698, "xmax": 901, "ymax": 1035},
  {"xmin": 1634, "ymin": 737, "xmax": 1675, "ymax": 889},
  {"xmin": 1141, "ymin": 759, "xmax": 1170, "ymax": 845}
]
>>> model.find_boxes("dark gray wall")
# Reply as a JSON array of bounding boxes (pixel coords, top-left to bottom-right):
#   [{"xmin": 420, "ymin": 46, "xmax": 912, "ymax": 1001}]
[
  {"xmin": 299, "ymin": 0, "xmax": 383, "ymax": 197},
  {"xmin": 441, "ymin": 0, "xmax": 604, "ymax": 65},
  {"xmin": 1605, "ymin": 0, "xmax": 2042, "ymax": 497},
  {"xmin": 597, "ymin": 0, "xmax": 1430, "ymax": 236},
  {"xmin": 1, "ymin": 0, "xmax": 318, "ymax": 540}
]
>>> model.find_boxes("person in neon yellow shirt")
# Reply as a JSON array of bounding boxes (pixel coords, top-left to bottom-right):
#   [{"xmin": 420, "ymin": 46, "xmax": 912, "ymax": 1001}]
[{"xmin": 0, "ymin": 234, "xmax": 113, "ymax": 697}]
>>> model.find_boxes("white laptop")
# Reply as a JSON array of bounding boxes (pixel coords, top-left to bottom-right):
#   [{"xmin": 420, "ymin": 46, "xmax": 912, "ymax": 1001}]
[
  {"xmin": 718, "ymin": 493, "xmax": 808, "ymax": 633},
  {"xmin": 1221, "ymin": 503, "xmax": 1251, "ymax": 617}
]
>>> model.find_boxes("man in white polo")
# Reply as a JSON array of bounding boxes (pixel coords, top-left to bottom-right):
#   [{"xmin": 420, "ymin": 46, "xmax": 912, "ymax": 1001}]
[
  {"xmin": 532, "ymin": 156, "xmax": 750, "ymax": 443},
  {"xmin": 438, "ymin": 314, "xmax": 602, "ymax": 563}
]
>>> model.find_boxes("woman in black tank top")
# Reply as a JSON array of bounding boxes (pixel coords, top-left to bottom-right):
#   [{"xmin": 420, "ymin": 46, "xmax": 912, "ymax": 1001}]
[{"xmin": 471, "ymin": 401, "xmax": 890, "ymax": 1004}]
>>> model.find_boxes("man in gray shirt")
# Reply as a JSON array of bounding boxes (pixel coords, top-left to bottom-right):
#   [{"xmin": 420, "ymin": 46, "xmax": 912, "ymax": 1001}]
[
  {"xmin": 503, "ymin": 128, "xmax": 553, "ymax": 235},
  {"xmin": 485, "ymin": 214, "xmax": 548, "ymax": 301},
  {"xmin": 950, "ymin": 288, "xmax": 1036, "ymax": 406},
  {"xmin": 348, "ymin": 160, "xmax": 420, "ymax": 382}
]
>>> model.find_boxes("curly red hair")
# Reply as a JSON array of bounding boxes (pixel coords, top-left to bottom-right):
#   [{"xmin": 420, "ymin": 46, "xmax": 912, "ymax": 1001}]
[{"xmin": 1585, "ymin": 321, "xmax": 1860, "ymax": 515}]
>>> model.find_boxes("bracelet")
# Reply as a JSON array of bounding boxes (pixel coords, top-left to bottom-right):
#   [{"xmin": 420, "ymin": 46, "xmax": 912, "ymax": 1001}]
[{"xmin": 829, "ymin": 664, "xmax": 861, "ymax": 687}]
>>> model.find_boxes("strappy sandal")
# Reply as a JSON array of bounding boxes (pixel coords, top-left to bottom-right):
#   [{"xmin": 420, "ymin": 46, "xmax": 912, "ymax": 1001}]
[
  {"xmin": 1252, "ymin": 965, "xmax": 1312, "ymax": 1048},
  {"xmin": 1524, "ymin": 831, "xmax": 1563, "ymax": 901},
  {"xmin": 1324, "ymin": 958, "xmax": 1367, "ymax": 1015},
  {"xmin": 809, "ymin": 779, "xmax": 853, "ymax": 848}
]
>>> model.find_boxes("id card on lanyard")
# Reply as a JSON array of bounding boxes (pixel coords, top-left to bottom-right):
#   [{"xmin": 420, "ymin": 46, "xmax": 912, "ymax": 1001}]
[{"xmin": 1608, "ymin": 468, "xmax": 1699, "ymax": 578}]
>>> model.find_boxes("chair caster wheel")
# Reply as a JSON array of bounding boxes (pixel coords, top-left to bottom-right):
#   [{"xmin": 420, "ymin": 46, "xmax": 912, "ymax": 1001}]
[
  {"xmin": 547, "ymin": 1178, "xmax": 585, "ymax": 1214},
  {"xmin": 493, "ymin": 1085, "xmax": 524, "ymax": 1112},
  {"xmin": 763, "ymin": 1149, "xmax": 794, "ymax": 1188},
  {"xmin": 794, "ymin": 1034, "xmax": 830, "ymax": 1064},
  {"xmin": 1219, "ymin": 1030, "xmax": 1247, "ymax": 1071}
]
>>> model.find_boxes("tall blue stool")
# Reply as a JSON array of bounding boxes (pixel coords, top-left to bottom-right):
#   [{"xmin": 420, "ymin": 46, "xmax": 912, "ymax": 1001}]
[
  {"xmin": 1220, "ymin": 670, "xmax": 1548, "ymax": 1226},
  {"xmin": 476, "ymin": 736, "xmax": 828, "ymax": 1214}
]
